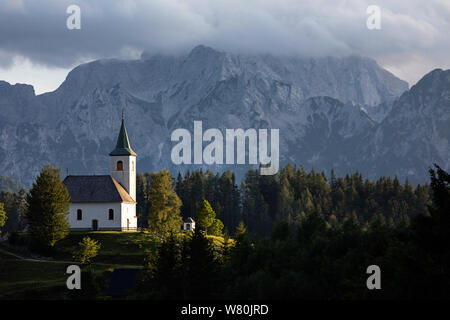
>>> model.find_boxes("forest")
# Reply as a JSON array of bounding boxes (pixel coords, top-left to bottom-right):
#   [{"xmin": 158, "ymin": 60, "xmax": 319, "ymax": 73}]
[
  {"xmin": 136, "ymin": 164, "xmax": 431, "ymax": 237},
  {"xmin": 132, "ymin": 164, "xmax": 449, "ymax": 299}
]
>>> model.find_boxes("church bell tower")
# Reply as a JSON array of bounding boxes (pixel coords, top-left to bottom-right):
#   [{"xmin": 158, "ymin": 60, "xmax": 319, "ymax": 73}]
[{"xmin": 109, "ymin": 111, "xmax": 137, "ymax": 201}]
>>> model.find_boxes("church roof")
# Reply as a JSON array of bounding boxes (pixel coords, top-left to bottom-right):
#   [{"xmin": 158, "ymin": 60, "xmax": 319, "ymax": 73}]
[
  {"xmin": 109, "ymin": 118, "xmax": 137, "ymax": 157},
  {"xmin": 63, "ymin": 175, "xmax": 135, "ymax": 203}
]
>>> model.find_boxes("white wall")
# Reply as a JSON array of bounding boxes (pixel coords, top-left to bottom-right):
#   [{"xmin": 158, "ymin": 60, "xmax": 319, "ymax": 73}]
[
  {"xmin": 183, "ymin": 222, "xmax": 196, "ymax": 231},
  {"xmin": 110, "ymin": 155, "xmax": 137, "ymax": 201},
  {"xmin": 68, "ymin": 202, "xmax": 122, "ymax": 230},
  {"xmin": 121, "ymin": 202, "xmax": 137, "ymax": 230}
]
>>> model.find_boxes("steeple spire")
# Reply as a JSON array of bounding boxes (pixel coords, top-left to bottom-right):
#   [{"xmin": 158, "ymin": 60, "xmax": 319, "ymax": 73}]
[{"xmin": 109, "ymin": 110, "xmax": 137, "ymax": 156}]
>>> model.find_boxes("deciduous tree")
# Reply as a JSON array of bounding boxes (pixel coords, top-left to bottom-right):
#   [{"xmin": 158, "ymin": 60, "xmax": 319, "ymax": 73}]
[{"xmin": 148, "ymin": 170, "xmax": 182, "ymax": 238}]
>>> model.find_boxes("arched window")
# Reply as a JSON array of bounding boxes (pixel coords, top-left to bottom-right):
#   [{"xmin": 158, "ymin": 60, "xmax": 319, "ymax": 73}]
[
  {"xmin": 117, "ymin": 161, "xmax": 123, "ymax": 171},
  {"xmin": 132, "ymin": 161, "xmax": 134, "ymax": 171},
  {"xmin": 77, "ymin": 209, "xmax": 82, "ymax": 221},
  {"xmin": 109, "ymin": 209, "xmax": 114, "ymax": 220}
]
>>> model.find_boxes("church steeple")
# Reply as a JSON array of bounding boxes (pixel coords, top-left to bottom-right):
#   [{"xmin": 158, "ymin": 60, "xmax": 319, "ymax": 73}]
[
  {"xmin": 109, "ymin": 110, "xmax": 137, "ymax": 201},
  {"xmin": 109, "ymin": 111, "xmax": 137, "ymax": 156}
]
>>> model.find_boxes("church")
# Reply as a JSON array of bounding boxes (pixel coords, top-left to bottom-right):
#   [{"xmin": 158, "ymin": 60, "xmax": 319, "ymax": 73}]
[{"xmin": 63, "ymin": 115, "xmax": 138, "ymax": 231}]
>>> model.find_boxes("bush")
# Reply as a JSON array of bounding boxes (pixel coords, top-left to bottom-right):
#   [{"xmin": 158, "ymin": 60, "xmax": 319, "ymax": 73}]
[{"xmin": 73, "ymin": 236, "xmax": 101, "ymax": 265}]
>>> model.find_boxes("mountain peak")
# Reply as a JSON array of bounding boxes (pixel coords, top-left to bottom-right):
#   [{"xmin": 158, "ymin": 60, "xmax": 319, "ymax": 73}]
[
  {"xmin": 409, "ymin": 68, "xmax": 450, "ymax": 95},
  {"xmin": 187, "ymin": 45, "xmax": 224, "ymax": 60},
  {"xmin": 0, "ymin": 80, "xmax": 35, "ymax": 96}
]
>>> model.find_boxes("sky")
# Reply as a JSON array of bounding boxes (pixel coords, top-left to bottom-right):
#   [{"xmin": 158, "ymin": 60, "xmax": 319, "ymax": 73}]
[{"xmin": 0, "ymin": 0, "xmax": 449, "ymax": 94}]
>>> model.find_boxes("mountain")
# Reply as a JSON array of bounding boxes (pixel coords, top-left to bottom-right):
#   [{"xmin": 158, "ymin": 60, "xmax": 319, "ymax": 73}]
[
  {"xmin": 0, "ymin": 174, "xmax": 23, "ymax": 193},
  {"xmin": 1, "ymin": 45, "xmax": 447, "ymax": 187},
  {"xmin": 355, "ymin": 68, "xmax": 450, "ymax": 181}
]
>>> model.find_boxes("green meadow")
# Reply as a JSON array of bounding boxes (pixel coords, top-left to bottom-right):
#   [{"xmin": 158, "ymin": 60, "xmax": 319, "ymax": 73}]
[{"xmin": 0, "ymin": 231, "xmax": 229, "ymax": 299}]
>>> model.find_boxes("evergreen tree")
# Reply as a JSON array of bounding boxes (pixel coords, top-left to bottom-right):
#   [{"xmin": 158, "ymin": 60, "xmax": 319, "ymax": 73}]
[
  {"xmin": 25, "ymin": 164, "xmax": 70, "ymax": 248},
  {"xmin": 271, "ymin": 220, "xmax": 290, "ymax": 241},
  {"xmin": 328, "ymin": 214, "xmax": 339, "ymax": 229},
  {"xmin": 184, "ymin": 228, "xmax": 217, "ymax": 299},
  {"xmin": 428, "ymin": 164, "xmax": 450, "ymax": 228},
  {"xmin": 1, "ymin": 189, "xmax": 27, "ymax": 234},
  {"xmin": 136, "ymin": 173, "xmax": 150, "ymax": 228},
  {"xmin": 208, "ymin": 218, "xmax": 224, "ymax": 237},
  {"xmin": 197, "ymin": 199, "xmax": 216, "ymax": 234},
  {"xmin": 154, "ymin": 234, "xmax": 182, "ymax": 299},
  {"xmin": 235, "ymin": 221, "xmax": 247, "ymax": 239}
]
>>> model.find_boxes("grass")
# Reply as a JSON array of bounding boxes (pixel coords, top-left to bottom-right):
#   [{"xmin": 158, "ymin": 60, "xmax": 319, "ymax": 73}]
[
  {"xmin": 0, "ymin": 250, "xmax": 71, "ymax": 299},
  {"xmin": 53, "ymin": 231, "xmax": 157, "ymax": 265},
  {"xmin": 0, "ymin": 230, "xmax": 233, "ymax": 299},
  {"xmin": 0, "ymin": 231, "xmax": 153, "ymax": 299}
]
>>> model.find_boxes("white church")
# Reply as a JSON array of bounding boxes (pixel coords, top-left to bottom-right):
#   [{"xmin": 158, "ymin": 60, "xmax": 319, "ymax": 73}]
[{"xmin": 63, "ymin": 116, "xmax": 138, "ymax": 231}]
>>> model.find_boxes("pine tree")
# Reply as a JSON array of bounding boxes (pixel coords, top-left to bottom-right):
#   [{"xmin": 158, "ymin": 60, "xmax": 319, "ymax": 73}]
[
  {"xmin": 428, "ymin": 164, "xmax": 450, "ymax": 227},
  {"xmin": 147, "ymin": 170, "xmax": 182, "ymax": 238},
  {"xmin": 328, "ymin": 214, "xmax": 339, "ymax": 229},
  {"xmin": 136, "ymin": 173, "xmax": 150, "ymax": 228},
  {"xmin": 184, "ymin": 228, "xmax": 217, "ymax": 299},
  {"xmin": 235, "ymin": 221, "xmax": 247, "ymax": 239},
  {"xmin": 208, "ymin": 218, "xmax": 224, "ymax": 237},
  {"xmin": 25, "ymin": 164, "xmax": 70, "ymax": 248},
  {"xmin": 197, "ymin": 199, "xmax": 216, "ymax": 234},
  {"xmin": 154, "ymin": 234, "xmax": 182, "ymax": 298},
  {"xmin": 271, "ymin": 220, "xmax": 290, "ymax": 241}
]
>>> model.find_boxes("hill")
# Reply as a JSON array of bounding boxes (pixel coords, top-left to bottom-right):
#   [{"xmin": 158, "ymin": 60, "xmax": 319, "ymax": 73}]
[{"xmin": 0, "ymin": 231, "xmax": 230, "ymax": 299}]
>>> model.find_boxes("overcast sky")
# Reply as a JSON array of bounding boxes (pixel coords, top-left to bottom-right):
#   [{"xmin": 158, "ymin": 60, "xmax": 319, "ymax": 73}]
[{"xmin": 1, "ymin": 0, "xmax": 449, "ymax": 94}]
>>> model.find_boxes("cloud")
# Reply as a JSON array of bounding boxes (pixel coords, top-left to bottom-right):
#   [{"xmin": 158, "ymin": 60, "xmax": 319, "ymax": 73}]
[{"xmin": 0, "ymin": 0, "xmax": 450, "ymax": 86}]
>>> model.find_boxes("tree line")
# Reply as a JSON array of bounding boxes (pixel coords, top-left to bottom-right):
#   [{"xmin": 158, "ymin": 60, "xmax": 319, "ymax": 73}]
[
  {"xmin": 0, "ymin": 163, "xmax": 433, "ymax": 246},
  {"xmin": 133, "ymin": 164, "xmax": 450, "ymax": 299},
  {"xmin": 136, "ymin": 164, "xmax": 431, "ymax": 237}
]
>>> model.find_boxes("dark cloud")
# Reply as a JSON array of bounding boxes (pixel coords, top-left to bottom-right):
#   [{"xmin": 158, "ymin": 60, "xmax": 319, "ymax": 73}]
[{"xmin": 0, "ymin": 0, "xmax": 449, "ymax": 85}]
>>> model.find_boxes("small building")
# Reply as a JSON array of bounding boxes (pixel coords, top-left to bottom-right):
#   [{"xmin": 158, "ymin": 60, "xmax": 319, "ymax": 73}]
[
  {"xmin": 63, "ymin": 114, "xmax": 138, "ymax": 231},
  {"xmin": 183, "ymin": 217, "xmax": 195, "ymax": 231}
]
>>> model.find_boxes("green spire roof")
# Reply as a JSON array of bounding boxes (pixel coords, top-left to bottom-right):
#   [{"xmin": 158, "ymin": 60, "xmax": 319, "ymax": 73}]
[{"xmin": 109, "ymin": 118, "xmax": 137, "ymax": 156}]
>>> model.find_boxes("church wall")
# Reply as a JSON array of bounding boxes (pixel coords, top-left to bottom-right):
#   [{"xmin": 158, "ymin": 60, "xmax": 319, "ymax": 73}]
[
  {"xmin": 120, "ymin": 202, "xmax": 137, "ymax": 231},
  {"xmin": 68, "ymin": 202, "xmax": 122, "ymax": 231}
]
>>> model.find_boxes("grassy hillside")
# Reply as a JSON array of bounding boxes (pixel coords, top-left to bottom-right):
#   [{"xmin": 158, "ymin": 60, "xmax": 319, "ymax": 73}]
[
  {"xmin": 53, "ymin": 231, "xmax": 157, "ymax": 265},
  {"xmin": 0, "ymin": 231, "xmax": 231, "ymax": 299}
]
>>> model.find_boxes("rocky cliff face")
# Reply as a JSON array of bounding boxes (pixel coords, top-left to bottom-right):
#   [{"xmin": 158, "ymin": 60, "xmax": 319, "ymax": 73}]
[
  {"xmin": 1, "ymin": 45, "xmax": 447, "ymax": 187},
  {"xmin": 355, "ymin": 68, "xmax": 450, "ymax": 181}
]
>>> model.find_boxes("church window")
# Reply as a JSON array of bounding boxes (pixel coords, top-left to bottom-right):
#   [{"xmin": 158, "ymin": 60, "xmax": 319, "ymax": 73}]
[
  {"xmin": 132, "ymin": 161, "xmax": 134, "ymax": 171},
  {"xmin": 117, "ymin": 161, "xmax": 123, "ymax": 171},
  {"xmin": 109, "ymin": 209, "xmax": 114, "ymax": 220},
  {"xmin": 77, "ymin": 209, "xmax": 82, "ymax": 220}
]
